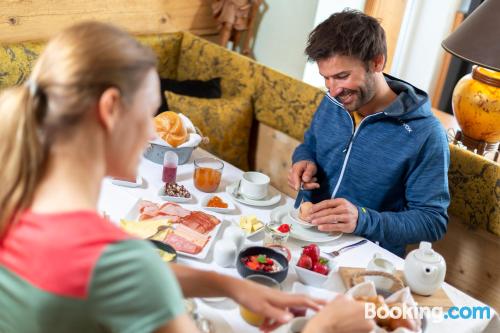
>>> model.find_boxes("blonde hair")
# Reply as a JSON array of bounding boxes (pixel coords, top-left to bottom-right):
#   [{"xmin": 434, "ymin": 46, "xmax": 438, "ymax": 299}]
[{"xmin": 0, "ymin": 21, "xmax": 157, "ymax": 234}]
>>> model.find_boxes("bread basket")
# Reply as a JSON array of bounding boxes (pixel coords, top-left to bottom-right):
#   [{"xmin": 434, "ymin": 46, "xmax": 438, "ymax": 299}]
[{"xmin": 144, "ymin": 113, "xmax": 208, "ymax": 165}]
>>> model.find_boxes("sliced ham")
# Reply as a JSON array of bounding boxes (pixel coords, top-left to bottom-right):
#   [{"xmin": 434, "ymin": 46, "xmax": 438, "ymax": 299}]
[
  {"xmin": 164, "ymin": 233, "xmax": 202, "ymax": 254},
  {"xmin": 180, "ymin": 211, "xmax": 220, "ymax": 234},
  {"xmin": 159, "ymin": 202, "xmax": 191, "ymax": 218},
  {"xmin": 173, "ymin": 224, "xmax": 210, "ymax": 248},
  {"xmin": 138, "ymin": 200, "xmax": 157, "ymax": 213}
]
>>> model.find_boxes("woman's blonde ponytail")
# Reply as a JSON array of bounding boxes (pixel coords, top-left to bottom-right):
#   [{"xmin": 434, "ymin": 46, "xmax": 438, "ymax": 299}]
[{"xmin": 0, "ymin": 83, "xmax": 48, "ymax": 235}]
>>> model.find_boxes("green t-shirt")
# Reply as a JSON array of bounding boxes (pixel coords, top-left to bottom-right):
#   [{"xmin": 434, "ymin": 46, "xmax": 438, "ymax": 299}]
[{"xmin": 0, "ymin": 239, "xmax": 185, "ymax": 333}]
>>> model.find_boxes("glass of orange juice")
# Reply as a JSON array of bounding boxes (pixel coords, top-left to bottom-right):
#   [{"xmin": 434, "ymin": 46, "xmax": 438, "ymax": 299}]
[
  {"xmin": 240, "ymin": 275, "xmax": 281, "ymax": 326},
  {"xmin": 193, "ymin": 157, "xmax": 224, "ymax": 192}
]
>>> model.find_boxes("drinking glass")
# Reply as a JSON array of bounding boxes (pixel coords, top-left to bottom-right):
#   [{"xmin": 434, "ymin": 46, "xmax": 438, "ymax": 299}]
[
  {"xmin": 239, "ymin": 275, "xmax": 281, "ymax": 326},
  {"xmin": 193, "ymin": 157, "xmax": 223, "ymax": 192}
]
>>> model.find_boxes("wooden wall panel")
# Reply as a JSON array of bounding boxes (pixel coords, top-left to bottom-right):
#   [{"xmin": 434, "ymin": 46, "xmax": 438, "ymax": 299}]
[
  {"xmin": 0, "ymin": 0, "xmax": 218, "ymax": 43},
  {"xmin": 364, "ymin": 0, "xmax": 407, "ymax": 70}
]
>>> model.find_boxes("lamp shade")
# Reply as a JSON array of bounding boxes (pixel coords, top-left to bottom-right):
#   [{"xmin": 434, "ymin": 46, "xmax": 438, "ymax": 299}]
[{"xmin": 442, "ymin": 0, "xmax": 500, "ymax": 71}]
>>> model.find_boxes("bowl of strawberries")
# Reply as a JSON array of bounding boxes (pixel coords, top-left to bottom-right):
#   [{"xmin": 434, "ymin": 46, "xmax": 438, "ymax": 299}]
[{"xmin": 294, "ymin": 244, "xmax": 336, "ymax": 287}]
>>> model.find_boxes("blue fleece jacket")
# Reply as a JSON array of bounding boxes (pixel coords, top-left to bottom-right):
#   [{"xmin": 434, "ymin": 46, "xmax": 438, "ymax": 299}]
[{"xmin": 292, "ymin": 74, "xmax": 450, "ymax": 257}]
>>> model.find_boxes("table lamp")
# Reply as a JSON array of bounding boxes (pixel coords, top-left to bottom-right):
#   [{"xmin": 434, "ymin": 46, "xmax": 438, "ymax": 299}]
[{"xmin": 441, "ymin": 0, "xmax": 500, "ymax": 158}]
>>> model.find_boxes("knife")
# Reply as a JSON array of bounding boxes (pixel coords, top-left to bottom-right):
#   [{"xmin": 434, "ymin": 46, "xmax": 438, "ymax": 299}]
[{"xmin": 293, "ymin": 182, "xmax": 304, "ymax": 209}]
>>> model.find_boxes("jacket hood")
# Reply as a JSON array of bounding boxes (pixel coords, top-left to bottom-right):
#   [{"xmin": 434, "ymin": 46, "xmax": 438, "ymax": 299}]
[{"xmin": 383, "ymin": 73, "xmax": 431, "ymax": 121}]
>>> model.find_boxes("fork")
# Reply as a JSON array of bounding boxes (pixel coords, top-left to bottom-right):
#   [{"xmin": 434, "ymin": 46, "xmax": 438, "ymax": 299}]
[{"xmin": 327, "ymin": 239, "xmax": 368, "ymax": 257}]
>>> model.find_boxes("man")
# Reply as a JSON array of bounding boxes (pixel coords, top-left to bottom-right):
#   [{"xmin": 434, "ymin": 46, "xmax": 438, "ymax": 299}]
[{"xmin": 288, "ymin": 10, "xmax": 450, "ymax": 257}]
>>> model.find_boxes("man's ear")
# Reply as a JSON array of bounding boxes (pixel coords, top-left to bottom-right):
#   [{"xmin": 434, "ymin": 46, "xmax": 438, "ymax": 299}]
[
  {"xmin": 97, "ymin": 87, "xmax": 121, "ymax": 132},
  {"xmin": 371, "ymin": 54, "xmax": 386, "ymax": 72}
]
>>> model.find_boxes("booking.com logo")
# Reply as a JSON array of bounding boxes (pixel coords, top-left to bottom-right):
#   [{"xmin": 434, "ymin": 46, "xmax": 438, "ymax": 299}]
[{"xmin": 365, "ymin": 303, "xmax": 492, "ymax": 322}]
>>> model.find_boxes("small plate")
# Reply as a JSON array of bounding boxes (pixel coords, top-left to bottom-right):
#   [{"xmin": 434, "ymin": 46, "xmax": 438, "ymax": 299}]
[
  {"xmin": 271, "ymin": 205, "xmax": 342, "ymax": 243},
  {"xmin": 201, "ymin": 193, "xmax": 235, "ymax": 214},
  {"xmin": 230, "ymin": 218, "xmax": 265, "ymax": 238},
  {"xmin": 288, "ymin": 209, "xmax": 314, "ymax": 229},
  {"xmin": 226, "ymin": 181, "xmax": 281, "ymax": 207},
  {"xmin": 157, "ymin": 187, "xmax": 193, "ymax": 203}
]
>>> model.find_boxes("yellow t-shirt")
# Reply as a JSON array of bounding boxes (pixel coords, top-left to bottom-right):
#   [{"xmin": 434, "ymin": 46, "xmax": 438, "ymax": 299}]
[{"xmin": 351, "ymin": 111, "xmax": 365, "ymax": 129}]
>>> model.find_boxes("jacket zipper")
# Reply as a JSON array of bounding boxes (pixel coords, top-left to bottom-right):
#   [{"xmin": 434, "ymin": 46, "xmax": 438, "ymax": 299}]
[{"xmin": 326, "ymin": 94, "xmax": 378, "ymax": 199}]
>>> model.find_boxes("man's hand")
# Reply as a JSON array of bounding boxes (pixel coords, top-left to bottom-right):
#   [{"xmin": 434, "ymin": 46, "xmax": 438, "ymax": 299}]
[
  {"xmin": 230, "ymin": 278, "xmax": 325, "ymax": 332},
  {"xmin": 309, "ymin": 198, "xmax": 359, "ymax": 233},
  {"xmin": 303, "ymin": 294, "xmax": 375, "ymax": 333},
  {"xmin": 288, "ymin": 160, "xmax": 320, "ymax": 191}
]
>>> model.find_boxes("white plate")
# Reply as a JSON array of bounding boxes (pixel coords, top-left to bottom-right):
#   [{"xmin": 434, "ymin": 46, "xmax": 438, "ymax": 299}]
[
  {"xmin": 123, "ymin": 198, "xmax": 222, "ymax": 260},
  {"xmin": 271, "ymin": 205, "xmax": 342, "ymax": 243},
  {"xmin": 288, "ymin": 209, "xmax": 314, "ymax": 228},
  {"xmin": 157, "ymin": 187, "xmax": 194, "ymax": 203},
  {"xmin": 201, "ymin": 193, "xmax": 236, "ymax": 214},
  {"xmin": 230, "ymin": 218, "xmax": 265, "ymax": 238},
  {"xmin": 226, "ymin": 181, "xmax": 282, "ymax": 207}
]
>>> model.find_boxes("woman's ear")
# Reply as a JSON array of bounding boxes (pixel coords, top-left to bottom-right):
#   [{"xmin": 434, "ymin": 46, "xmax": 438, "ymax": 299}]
[{"xmin": 97, "ymin": 87, "xmax": 122, "ymax": 132}]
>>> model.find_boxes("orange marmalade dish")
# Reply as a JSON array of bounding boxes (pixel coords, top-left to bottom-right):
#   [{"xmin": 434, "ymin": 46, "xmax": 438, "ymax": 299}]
[{"xmin": 206, "ymin": 196, "xmax": 228, "ymax": 208}]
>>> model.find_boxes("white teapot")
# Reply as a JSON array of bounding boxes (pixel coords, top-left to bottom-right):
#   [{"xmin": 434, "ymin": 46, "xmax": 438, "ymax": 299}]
[{"xmin": 404, "ymin": 241, "xmax": 446, "ymax": 296}]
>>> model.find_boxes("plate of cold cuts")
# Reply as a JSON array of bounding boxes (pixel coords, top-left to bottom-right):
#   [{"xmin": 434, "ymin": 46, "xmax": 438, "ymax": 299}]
[{"xmin": 121, "ymin": 199, "xmax": 223, "ymax": 260}]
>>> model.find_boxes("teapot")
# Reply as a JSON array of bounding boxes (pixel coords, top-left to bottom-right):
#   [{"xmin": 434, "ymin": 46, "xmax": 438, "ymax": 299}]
[{"xmin": 404, "ymin": 242, "xmax": 446, "ymax": 296}]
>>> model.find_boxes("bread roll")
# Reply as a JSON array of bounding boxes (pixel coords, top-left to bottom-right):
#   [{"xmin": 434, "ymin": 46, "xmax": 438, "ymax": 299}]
[
  {"xmin": 299, "ymin": 202, "xmax": 313, "ymax": 221},
  {"xmin": 154, "ymin": 111, "xmax": 188, "ymax": 147}
]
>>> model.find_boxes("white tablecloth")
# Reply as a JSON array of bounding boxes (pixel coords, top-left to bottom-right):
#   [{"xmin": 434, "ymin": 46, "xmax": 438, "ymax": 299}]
[{"xmin": 98, "ymin": 149, "xmax": 498, "ymax": 333}]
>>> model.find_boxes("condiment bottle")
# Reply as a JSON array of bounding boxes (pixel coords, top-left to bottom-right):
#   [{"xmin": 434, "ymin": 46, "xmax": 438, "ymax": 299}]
[{"xmin": 162, "ymin": 151, "xmax": 178, "ymax": 184}]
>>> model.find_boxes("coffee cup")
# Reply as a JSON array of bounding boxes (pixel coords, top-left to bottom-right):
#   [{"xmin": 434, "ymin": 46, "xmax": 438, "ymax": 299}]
[
  {"xmin": 365, "ymin": 253, "xmax": 396, "ymax": 290},
  {"xmin": 239, "ymin": 171, "xmax": 270, "ymax": 200}
]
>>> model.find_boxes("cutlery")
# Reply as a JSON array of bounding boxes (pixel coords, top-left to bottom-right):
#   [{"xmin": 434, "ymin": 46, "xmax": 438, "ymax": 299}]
[
  {"xmin": 147, "ymin": 225, "xmax": 170, "ymax": 240},
  {"xmin": 232, "ymin": 179, "xmax": 242, "ymax": 199},
  {"xmin": 327, "ymin": 239, "xmax": 368, "ymax": 257},
  {"xmin": 293, "ymin": 182, "xmax": 304, "ymax": 209}
]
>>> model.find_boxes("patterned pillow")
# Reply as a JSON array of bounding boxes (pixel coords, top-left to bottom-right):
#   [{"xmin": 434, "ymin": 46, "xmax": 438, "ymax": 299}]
[{"xmin": 165, "ymin": 91, "xmax": 253, "ymax": 170}]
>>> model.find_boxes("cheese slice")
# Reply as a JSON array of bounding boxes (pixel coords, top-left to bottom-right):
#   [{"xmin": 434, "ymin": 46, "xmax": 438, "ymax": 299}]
[{"xmin": 120, "ymin": 219, "xmax": 171, "ymax": 239}]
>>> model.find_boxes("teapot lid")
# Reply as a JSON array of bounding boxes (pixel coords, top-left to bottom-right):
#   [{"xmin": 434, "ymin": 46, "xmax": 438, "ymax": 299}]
[{"xmin": 413, "ymin": 242, "xmax": 443, "ymax": 264}]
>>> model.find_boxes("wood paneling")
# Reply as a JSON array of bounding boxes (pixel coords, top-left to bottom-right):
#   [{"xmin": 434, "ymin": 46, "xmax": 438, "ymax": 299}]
[
  {"xmin": 253, "ymin": 123, "xmax": 299, "ymax": 199},
  {"xmin": 0, "ymin": 0, "xmax": 218, "ymax": 43},
  {"xmin": 432, "ymin": 11, "xmax": 465, "ymax": 108},
  {"xmin": 364, "ymin": 0, "xmax": 407, "ymax": 70},
  {"xmin": 412, "ymin": 215, "xmax": 500, "ymax": 312}
]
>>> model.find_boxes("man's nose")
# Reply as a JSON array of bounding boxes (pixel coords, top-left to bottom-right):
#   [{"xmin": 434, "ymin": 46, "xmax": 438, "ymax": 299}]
[{"xmin": 324, "ymin": 78, "xmax": 343, "ymax": 97}]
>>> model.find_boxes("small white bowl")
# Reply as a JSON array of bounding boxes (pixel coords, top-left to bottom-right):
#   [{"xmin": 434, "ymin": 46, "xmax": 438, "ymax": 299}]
[
  {"xmin": 294, "ymin": 261, "xmax": 337, "ymax": 287},
  {"xmin": 157, "ymin": 187, "xmax": 193, "ymax": 203},
  {"xmin": 201, "ymin": 194, "xmax": 235, "ymax": 213}
]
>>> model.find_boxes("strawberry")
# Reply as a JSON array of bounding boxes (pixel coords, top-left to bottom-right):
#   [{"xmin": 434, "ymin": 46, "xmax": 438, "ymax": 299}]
[
  {"xmin": 312, "ymin": 257, "xmax": 329, "ymax": 275},
  {"xmin": 297, "ymin": 254, "xmax": 313, "ymax": 270},
  {"xmin": 277, "ymin": 223, "xmax": 291, "ymax": 233},
  {"xmin": 302, "ymin": 244, "xmax": 320, "ymax": 264}
]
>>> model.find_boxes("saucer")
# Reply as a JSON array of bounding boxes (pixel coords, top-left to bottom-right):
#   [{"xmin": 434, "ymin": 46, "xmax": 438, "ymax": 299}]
[
  {"xmin": 271, "ymin": 206, "xmax": 342, "ymax": 243},
  {"xmin": 226, "ymin": 181, "xmax": 281, "ymax": 207}
]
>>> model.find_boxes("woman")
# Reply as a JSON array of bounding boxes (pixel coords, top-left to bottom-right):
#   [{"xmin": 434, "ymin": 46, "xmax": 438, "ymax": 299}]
[{"xmin": 0, "ymin": 21, "xmax": 373, "ymax": 333}]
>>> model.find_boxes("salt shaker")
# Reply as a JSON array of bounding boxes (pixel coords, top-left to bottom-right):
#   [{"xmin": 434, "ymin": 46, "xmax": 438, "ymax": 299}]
[
  {"xmin": 213, "ymin": 240, "xmax": 237, "ymax": 268},
  {"xmin": 223, "ymin": 225, "xmax": 245, "ymax": 250}
]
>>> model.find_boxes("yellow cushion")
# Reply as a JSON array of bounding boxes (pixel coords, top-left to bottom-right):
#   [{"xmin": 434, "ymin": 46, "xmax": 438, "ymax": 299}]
[
  {"xmin": 0, "ymin": 41, "xmax": 45, "ymax": 90},
  {"xmin": 176, "ymin": 32, "xmax": 255, "ymax": 98},
  {"xmin": 448, "ymin": 144, "xmax": 500, "ymax": 235},
  {"xmin": 253, "ymin": 63, "xmax": 324, "ymax": 141},
  {"xmin": 136, "ymin": 32, "xmax": 183, "ymax": 79},
  {"xmin": 166, "ymin": 91, "xmax": 253, "ymax": 170}
]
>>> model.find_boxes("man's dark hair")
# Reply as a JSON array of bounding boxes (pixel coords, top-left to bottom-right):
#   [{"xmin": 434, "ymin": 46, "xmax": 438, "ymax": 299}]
[{"xmin": 305, "ymin": 9, "xmax": 387, "ymax": 67}]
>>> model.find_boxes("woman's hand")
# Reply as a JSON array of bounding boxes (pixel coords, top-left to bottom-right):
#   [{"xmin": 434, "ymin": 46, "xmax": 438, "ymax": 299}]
[
  {"xmin": 303, "ymin": 294, "xmax": 375, "ymax": 333},
  {"xmin": 229, "ymin": 278, "xmax": 325, "ymax": 332}
]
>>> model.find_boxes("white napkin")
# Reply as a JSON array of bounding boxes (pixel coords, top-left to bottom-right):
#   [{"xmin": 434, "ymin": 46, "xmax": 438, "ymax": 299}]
[{"xmin": 346, "ymin": 281, "xmax": 422, "ymax": 333}]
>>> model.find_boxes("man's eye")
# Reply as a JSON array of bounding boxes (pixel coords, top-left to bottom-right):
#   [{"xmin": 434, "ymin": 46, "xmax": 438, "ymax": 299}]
[{"xmin": 337, "ymin": 74, "xmax": 349, "ymax": 79}]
